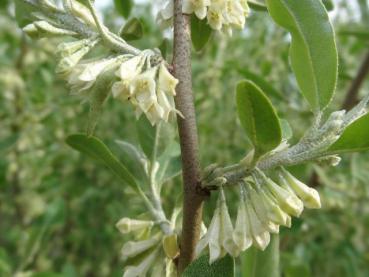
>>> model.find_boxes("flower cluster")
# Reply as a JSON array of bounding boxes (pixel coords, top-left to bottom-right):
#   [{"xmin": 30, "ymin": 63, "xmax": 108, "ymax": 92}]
[
  {"xmin": 22, "ymin": 0, "xmax": 180, "ymax": 128},
  {"xmin": 58, "ymin": 42, "xmax": 180, "ymax": 126},
  {"xmin": 197, "ymin": 167, "xmax": 321, "ymax": 263},
  {"xmin": 112, "ymin": 53, "xmax": 181, "ymax": 125},
  {"xmin": 116, "ymin": 217, "xmax": 178, "ymax": 277},
  {"xmin": 158, "ymin": 0, "xmax": 250, "ymax": 33}
]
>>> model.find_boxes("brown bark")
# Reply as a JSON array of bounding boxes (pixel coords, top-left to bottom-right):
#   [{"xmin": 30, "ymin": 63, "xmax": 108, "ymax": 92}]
[{"xmin": 172, "ymin": 0, "xmax": 208, "ymax": 273}]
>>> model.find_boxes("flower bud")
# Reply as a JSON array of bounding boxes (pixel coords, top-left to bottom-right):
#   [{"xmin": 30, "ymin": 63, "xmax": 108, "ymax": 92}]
[
  {"xmin": 162, "ymin": 234, "xmax": 179, "ymax": 259},
  {"xmin": 207, "ymin": 206, "xmax": 222, "ymax": 264},
  {"xmin": 23, "ymin": 24, "xmax": 39, "ymax": 39},
  {"xmin": 219, "ymin": 189, "xmax": 240, "ymax": 257},
  {"xmin": 56, "ymin": 46, "xmax": 91, "ymax": 77},
  {"xmin": 123, "ymin": 247, "xmax": 160, "ymax": 277},
  {"xmin": 70, "ymin": 0, "xmax": 97, "ymax": 28},
  {"xmin": 249, "ymin": 186, "xmax": 279, "ymax": 234},
  {"xmin": 34, "ymin": 21, "xmax": 77, "ymax": 36},
  {"xmin": 265, "ymin": 178, "xmax": 304, "ymax": 217},
  {"xmin": 116, "ymin": 217, "xmax": 154, "ymax": 234},
  {"xmin": 245, "ymin": 200, "xmax": 270, "ymax": 250},
  {"xmin": 260, "ymin": 189, "xmax": 291, "ymax": 227},
  {"xmin": 280, "ymin": 168, "xmax": 321, "ymax": 209},
  {"xmin": 121, "ymin": 237, "xmax": 160, "ymax": 259},
  {"xmin": 56, "ymin": 39, "xmax": 91, "ymax": 57},
  {"xmin": 233, "ymin": 198, "xmax": 252, "ymax": 251}
]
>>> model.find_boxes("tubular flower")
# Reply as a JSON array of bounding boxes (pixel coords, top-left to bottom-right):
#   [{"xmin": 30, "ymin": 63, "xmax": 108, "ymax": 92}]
[
  {"xmin": 196, "ymin": 188, "xmax": 240, "ymax": 264},
  {"xmin": 280, "ymin": 168, "xmax": 321, "ymax": 209},
  {"xmin": 116, "ymin": 217, "xmax": 154, "ymax": 235},
  {"xmin": 157, "ymin": 0, "xmax": 250, "ymax": 33},
  {"xmin": 112, "ymin": 54, "xmax": 181, "ymax": 125}
]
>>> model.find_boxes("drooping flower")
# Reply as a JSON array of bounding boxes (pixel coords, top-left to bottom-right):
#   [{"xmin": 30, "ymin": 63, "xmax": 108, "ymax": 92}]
[
  {"xmin": 233, "ymin": 187, "xmax": 252, "ymax": 251},
  {"xmin": 157, "ymin": 0, "xmax": 250, "ymax": 33},
  {"xmin": 264, "ymin": 177, "xmax": 304, "ymax": 217},
  {"xmin": 280, "ymin": 168, "xmax": 321, "ymax": 209},
  {"xmin": 183, "ymin": 0, "xmax": 211, "ymax": 19},
  {"xmin": 196, "ymin": 188, "xmax": 240, "ymax": 264}
]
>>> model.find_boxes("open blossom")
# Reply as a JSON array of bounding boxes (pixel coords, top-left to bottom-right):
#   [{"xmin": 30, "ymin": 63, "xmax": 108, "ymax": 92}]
[
  {"xmin": 112, "ymin": 54, "xmax": 181, "ymax": 125},
  {"xmin": 157, "ymin": 0, "xmax": 249, "ymax": 33}
]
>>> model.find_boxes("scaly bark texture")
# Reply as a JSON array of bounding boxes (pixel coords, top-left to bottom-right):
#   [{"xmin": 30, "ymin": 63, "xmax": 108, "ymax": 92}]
[{"xmin": 172, "ymin": 0, "xmax": 207, "ymax": 273}]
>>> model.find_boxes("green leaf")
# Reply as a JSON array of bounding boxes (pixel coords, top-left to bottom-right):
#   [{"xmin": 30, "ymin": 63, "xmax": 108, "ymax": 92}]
[
  {"xmin": 322, "ymin": 0, "xmax": 334, "ymax": 11},
  {"xmin": 249, "ymin": 1, "xmax": 268, "ymax": 12},
  {"xmin": 157, "ymin": 142, "xmax": 182, "ymax": 184},
  {"xmin": 183, "ymin": 255, "xmax": 235, "ymax": 277},
  {"xmin": 238, "ymin": 68, "xmax": 284, "ymax": 101},
  {"xmin": 136, "ymin": 118, "xmax": 173, "ymax": 161},
  {"xmin": 266, "ymin": 0, "xmax": 338, "ymax": 111},
  {"xmin": 328, "ymin": 113, "xmax": 369, "ymax": 154},
  {"xmin": 159, "ymin": 38, "xmax": 170, "ymax": 59},
  {"xmin": 14, "ymin": 0, "xmax": 37, "ymax": 27},
  {"xmin": 114, "ymin": 0, "xmax": 133, "ymax": 19},
  {"xmin": 119, "ymin": 18, "xmax": 143, "ymax": 41},
  {"xmin": 241, "ymin": 235, "xmax": 280, "ymax": 277},
  {"xmin": 115, "ymin": 140, "xmax": 149, "ymax": 184},
  {"xmin": 191, "ymin": 15, "xmax": 212, "ymax": 52},
  {"xmin": 66, "ymin": 134, "xmax": 138, "ymax": 191},
  {"xmin": 236, "ymin": 80, "xmax": 282, "ymax": 158},
  {"xmin": 280, "ymin": 119, "xmax": 293, "ymax": 141}
]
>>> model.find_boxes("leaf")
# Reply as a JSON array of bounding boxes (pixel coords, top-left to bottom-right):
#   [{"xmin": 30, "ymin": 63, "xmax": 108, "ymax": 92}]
[
  {"xmin": 327, "ymin": 113, "xmax": 369, "ymax": 154},
  {"xmin": 182, "ymin": 255, "xmax": 235, "ymax": 277},
  {"xmin": 114, "ymin": 0, "xmax": 133, "ymax": 19},
  {"xmin": 236, "ymin": 81, "xmax": 282, "ymax": 158},
  {"xmin": 115, "ymin": 140, "xmax": 149, "ymax": 184},
  {"xmin": 266, "ymin": 0, "xmax": 338, "ymax": 111},
  {"xmin": 159, "ymin": 38, "xmax": 170, "ymax": 59},
  {"xmin": 136, "ymin": 118, "xmax": 173, "ymax": 161},
  {"xmin": 66, "ymin": 134, "xmax": 138, "ymax": 191},
  {"xmin": 238, "ymin": 68, "xmax": 284, "ymax": 101},
  {"xmin": 14, "ymin": 0, "xmax": 37, "ymax": 27},
  {"xmin": 241, "ymin": 235, "xmax": 280, "ymax": 277},
  {"xmin": 120, "ymin": 18, "xmax": 143, "ymax": 41},
  {"xmin": 191, "ymin": 15, "xmax": 212, "ymax": 52},
  {"xmin": 322, "ymin": 0, "xmax": 334, "ymax": 11},
  {"xmin": 280, "ymin": 119, "xmax": 293, "ymax": 141},
  {"xmin": 157, "ymin": 142, "xmax": 182, "ymax": 184},
  {"xmin": 249, "ymin": 1, "xmax": 268, "ymax": 12}
]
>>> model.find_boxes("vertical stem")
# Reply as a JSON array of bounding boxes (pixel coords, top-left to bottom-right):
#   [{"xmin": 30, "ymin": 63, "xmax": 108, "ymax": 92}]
[{"xmin": 172, "ymin": 0, "xmax": 207, "ymax": 273}]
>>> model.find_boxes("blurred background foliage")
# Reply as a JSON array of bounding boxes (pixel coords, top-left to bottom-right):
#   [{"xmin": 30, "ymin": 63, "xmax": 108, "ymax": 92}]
[{"xmin": 0, "ymin": 0, "xmax": 368, "ymax": 276}]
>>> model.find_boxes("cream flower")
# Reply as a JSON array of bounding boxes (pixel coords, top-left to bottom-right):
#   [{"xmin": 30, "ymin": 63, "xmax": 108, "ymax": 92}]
[
  {"xmin": 280, "ymin": 168, "xmax": 321, "ymax": 209},
  {"xmin": 183, "ymin": 0, "xmax": 211, "ymax": 19},
  {"xmin": 196, "ymin": 188, "xmax": 240, "ymax": 263},
  {"xmin": 233, "ymin": 192, "xmax": 252, "ymax": 251},
  {"xmin": 123, "ymin": 247, "xmax": 161, "ymax": 277},
  {"xmin": 265, "ymin": 177, "xmax": 304, "ymax": 217},
  {"xmin": 207, "ymin": 8, "xmax": 224, "ymax": 30},
  {"xmin": 116, "ymin": 217, "xmax": 154, "ymax": 234},
  {"xmin": 245, "ymin": 196, "xmax": 270, "ymax": 250},
  {"xmin": 158, "ymin": 63, "xmax": 178, "ymax": 96},
  {"xmin": 121, "ymin": 236, "xmax": 160, "ymax": 259}
]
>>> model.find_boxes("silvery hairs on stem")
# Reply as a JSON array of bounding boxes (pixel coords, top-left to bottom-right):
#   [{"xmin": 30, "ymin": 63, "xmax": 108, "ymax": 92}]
[
  {"xmin": 21, "ymin": 0, "xmax": 181, "ymax": 134},
  {"xmin": 197, "ymin": 94, "xmax": 369, "ymax": 264}
]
